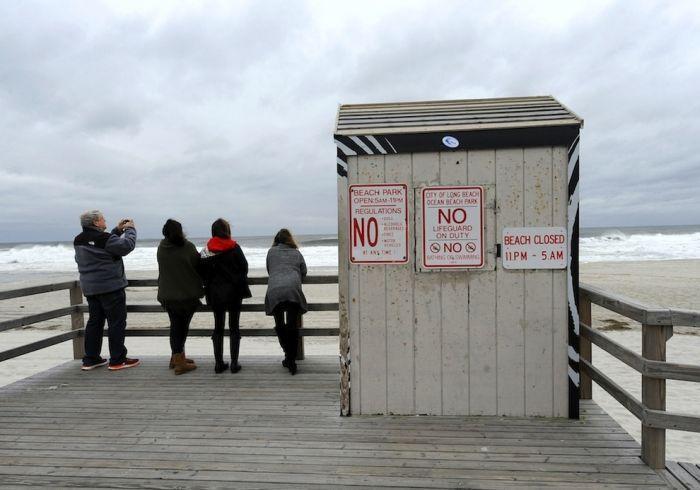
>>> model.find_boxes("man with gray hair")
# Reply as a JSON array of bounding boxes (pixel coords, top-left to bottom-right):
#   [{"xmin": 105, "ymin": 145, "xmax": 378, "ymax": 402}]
[{"xmin": 74, "ymin": 210, "xmax": 140, "ymax": 371}]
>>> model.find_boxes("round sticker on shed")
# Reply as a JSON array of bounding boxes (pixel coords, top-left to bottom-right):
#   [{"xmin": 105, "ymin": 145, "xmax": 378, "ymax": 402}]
[{"xmin": 442, "ymin": 136, "xmax": 459, "ymax": 148}]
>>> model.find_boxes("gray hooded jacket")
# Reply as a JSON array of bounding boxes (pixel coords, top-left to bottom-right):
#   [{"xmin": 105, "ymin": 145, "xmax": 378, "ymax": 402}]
[{"xmin": 74, "ymin": 226, "xmax": 137, "ymax": 296}]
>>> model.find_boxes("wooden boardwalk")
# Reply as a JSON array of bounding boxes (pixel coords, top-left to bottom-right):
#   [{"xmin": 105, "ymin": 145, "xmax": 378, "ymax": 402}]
[{"xmin": 0, "ymin": 356, "xmax": 670, "ymax": 489}]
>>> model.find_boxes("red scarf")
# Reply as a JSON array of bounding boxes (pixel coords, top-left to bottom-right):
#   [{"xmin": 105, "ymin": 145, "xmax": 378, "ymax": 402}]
[{"xmin": 207, "ymin": 236, "xmax": 237, "ymax": 253}]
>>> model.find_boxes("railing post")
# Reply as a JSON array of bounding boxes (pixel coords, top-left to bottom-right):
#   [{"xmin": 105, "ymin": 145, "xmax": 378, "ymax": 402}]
[
  {"xmin": 296, "ymin": 313, "xmax": 305, "ymax": 361},
  {"xmin": 69, "ymin": 281, "xmax": 85, "ymax": 360},
  {"xmin": 579, "ymin": 291, "xmax": 592, "ymax": 400},
  {"xmin": 641, "ymin": 322, "xmax": 672, "ymax": 469}
]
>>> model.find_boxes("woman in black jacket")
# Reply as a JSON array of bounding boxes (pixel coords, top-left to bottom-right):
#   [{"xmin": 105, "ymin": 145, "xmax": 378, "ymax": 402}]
[
  {"xmin": 200, "ymin": 218, "xmax": 251, "ymax": 373},
  {"xmin": 156, "ymin": 219, "xmax": 203, "ymax": 375}
]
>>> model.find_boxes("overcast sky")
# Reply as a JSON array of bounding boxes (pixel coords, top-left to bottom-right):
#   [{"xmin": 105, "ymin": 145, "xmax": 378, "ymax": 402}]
[{"xmin": 1, "ymin": 0, "xmax": 698, "ymax": 242}]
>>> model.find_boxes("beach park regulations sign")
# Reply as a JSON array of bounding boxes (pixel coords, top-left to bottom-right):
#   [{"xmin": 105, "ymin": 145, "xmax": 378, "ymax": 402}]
[
  {"xmin": 421, "ymin": 186, "xmax": 484, "ymax": 269},
  {"xmin": 502, "ymin": 227, "xmax": 568, "ymax": 269},
  {"xmin": 349, "ymin": 184, "xmax": 408, "ymax": 264}
]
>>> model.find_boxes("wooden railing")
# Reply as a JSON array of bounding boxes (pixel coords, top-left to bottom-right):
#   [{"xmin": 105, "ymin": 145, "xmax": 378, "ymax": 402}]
[
  {"xmin": 0, "ymin": 276, "xmax": 339, "ymax": 363},
  {"xmin": 579, "ymin": 283, "xmax": 700, "ymax": 469}
]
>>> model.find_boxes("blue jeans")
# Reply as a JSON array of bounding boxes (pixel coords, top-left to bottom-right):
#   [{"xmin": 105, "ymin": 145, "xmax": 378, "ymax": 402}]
[{"xmin": 83, "ymin": 288, "xmax": 128, "ymax": 365}]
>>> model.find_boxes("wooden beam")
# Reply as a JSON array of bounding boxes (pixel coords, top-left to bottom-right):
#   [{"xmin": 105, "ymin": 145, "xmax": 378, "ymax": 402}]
[
  {"xmin": 69, "ymin": 283, "xmax": 85, "ymax": 361},
  {"xmin": 669, "ymin": 308, "xmax": 700, "ymax": 328},
  {"xmin": 641, "ymin": 323, "xmax": 671, "ymax": 469},
  {"xmin": 579, "ymin": 358, "xmax": 644, "ymax": 421},
  {"xmin": 119, "ymin": 328, "xmax": 339, "ymax": 337},
  {"xmin": 645, "ymin": 409, "xmax": 700, "ymax": 433},
  {"xmin": 0, "ymin": 281, "xmax": 77, "ymax": 300},
  {"xmin": 0, "ymin": 307, "xmax": 75, "ymax": 333},
  {"xmin": 126, "ymin": 275, "xmax": 339, "ymax": 288},
  {"xmin": 75, "ymin": 303, "xmax": 340, "ymax": 314},
  {"xmin": 578, "ymin": 294, "xmax": 592, "ymax": 400},
  {"xmin": 0, "ymin": 330, "xmax": 81, "ymax": 362},
  {"xmin": 580, "ymin": 323, "xmax": 644, "ymax": 373},
  {"xmin": 579, "ymin": 283, "xmax": 672, "ymax": 325}
]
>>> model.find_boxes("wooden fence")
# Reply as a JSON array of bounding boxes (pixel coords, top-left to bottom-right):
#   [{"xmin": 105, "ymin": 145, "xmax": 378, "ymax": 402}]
[
  {"xmin": 0, "ymin": 276, "xmax": 339, "ymax": 363},
  {"xmin": 579, "ymin": 283, "xmax": 700, "ymax": 469}
]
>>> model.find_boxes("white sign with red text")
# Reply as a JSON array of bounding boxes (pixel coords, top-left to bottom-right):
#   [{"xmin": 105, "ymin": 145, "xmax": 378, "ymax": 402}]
[
  {"xmin": 349, "ymin": 184, "xmax": 408, "ymax": 264},
  {"xmin": 502, "ymin": 227, "xmax": 568, "ymax": 269},
  {"xmin": 422, "ymin": 186, "xmax": 484, "ymax": 268}
]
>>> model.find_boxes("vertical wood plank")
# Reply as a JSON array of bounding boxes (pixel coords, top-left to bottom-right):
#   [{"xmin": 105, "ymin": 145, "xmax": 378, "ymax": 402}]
[
  {"xmin": 337, "ymin": 160, "xmax": 351, "ymax": 415},
  {"xmin": 641, "ymin": 323, "xmax": 670, "ymax": 469},
  {"xmin": 357, "ymin": 155, "xmax": 387, "ymax": 414},
  {"xmin": 495, "ymin": 148, "xmax": 525, "ymax": 416},
  {"xmin": 467, "ymin": 149, "xmax": 497, "ymax": 415},
  {"xmin": 346, "ymin": 156, "xmax": 361, "ymax": 415},
  {"xmin": 552, "ymin": 146, "xmax": 569, "ymax": 417},
  {"xmin": 439, "ymin": 150, "xmax": 469, "ymax": 415},
  {"xmin": 413, "ymin": 151, "xmax": 442, "ymax": 415},
  {"xmin": 523, "ymin": 147, "xmax": 553, "ymax": 417},
  {"xmin": 579, "ymin": 292, "xmax": 592, "ymax": 400},
  {"xmin": 69, "ymin": 282, "xmax": 85, "ymax": 360},
  {"xmin": 385, "ymin": 153, "xmax": 414, "ymax": 414}
]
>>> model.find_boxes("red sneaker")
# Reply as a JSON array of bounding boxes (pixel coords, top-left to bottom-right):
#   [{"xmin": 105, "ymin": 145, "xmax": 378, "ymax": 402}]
[{"xmin": 108, "ymin": 358, "xmax": 140, "ymax": 371}]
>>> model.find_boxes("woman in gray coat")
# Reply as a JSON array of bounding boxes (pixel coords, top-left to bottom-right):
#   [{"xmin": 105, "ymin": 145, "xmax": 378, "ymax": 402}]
[{"xmin": 265, "ymin": 229, "xmax": 307, "ymax": 375}]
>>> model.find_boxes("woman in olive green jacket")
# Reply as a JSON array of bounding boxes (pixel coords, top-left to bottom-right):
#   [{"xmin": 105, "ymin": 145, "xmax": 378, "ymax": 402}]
[{"xmin": 157, "ymin": 219, "xmax": 204, "ymax": 375}]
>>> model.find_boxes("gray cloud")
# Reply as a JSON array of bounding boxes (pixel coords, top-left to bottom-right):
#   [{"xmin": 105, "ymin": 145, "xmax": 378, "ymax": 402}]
[{"xmin": 0, "ymin": 0, "xmax": 699, "ymax": 242}]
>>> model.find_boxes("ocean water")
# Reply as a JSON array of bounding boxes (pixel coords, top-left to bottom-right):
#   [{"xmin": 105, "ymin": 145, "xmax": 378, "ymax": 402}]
[{"xmin": 1, "ymin": 225, "xmax": 699, "ymax": 278}]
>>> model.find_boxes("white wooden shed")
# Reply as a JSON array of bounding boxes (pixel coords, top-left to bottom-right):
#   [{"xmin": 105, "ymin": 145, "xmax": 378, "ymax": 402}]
[{"xmin": 335, "ymin": 96, "xmax": 584, "ymax": 418}]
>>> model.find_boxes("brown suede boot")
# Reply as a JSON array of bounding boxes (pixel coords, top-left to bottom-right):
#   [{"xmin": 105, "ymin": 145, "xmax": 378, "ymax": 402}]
[
  {"xmin": 169, "ymin": 353, "xmax": 195, "ymax": 369},
  {"xmin": 173, "ymin": 353, "xmax": 196, "ymax": 375}
]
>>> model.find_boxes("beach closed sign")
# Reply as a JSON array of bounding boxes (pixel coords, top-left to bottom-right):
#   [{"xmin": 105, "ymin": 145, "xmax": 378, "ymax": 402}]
[
  {"xmin": 421, "ymin": 186, "xmax": 484, "ymax": 268},
  {"xmin": 502, "ymin": 227, "xmax": 567, "ymax": 269},
  {"xmin": 349, "ymin": 184, "xmax": 408, "ymax": 264}
]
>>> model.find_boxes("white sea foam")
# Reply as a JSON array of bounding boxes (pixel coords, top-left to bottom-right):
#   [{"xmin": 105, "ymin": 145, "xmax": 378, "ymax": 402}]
[
  {"xmin": 0, "ymin": 243, "xmax": 338, "ymax": 272},
  {"xmin": 580, "ymin": 231, "xmax": 700, "ymax": 263}
]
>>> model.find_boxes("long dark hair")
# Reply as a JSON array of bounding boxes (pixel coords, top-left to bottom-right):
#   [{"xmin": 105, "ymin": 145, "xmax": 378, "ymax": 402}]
[
  {"xmin": 162, "ymin": 219, "xmax": 185, "ymax": 246},
  {"xmin": 211, "ymin": 218, "xmax": 231, "ymax": 239},
  {"xmin": 273, "ymin": 228, "xmax": 298, "ymax": 249}
]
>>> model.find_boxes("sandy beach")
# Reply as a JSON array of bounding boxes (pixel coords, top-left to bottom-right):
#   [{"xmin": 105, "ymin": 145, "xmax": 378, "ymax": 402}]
[{"xmin": 1, "ymin": 260, "xmax": 699, "ymax": 464}]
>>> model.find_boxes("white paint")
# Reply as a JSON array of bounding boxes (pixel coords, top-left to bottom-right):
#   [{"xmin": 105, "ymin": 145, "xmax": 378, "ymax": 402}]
[
  {"xmin": 421, "ymin": 186, "xmax": 484, "ymax": 269},
  {"xmin": 334, "ymin": 139, "xmax": 357, "ymax": 156},
  {"xmin": 502, "ymin": 226, "xmax": 567, "ymax": 269},
  {"xmin": 349, "ymin": 183, "xmax": 408, "ymax": 264},
  {"xmin": 350, "ymin": 136, "xmax": 374, "ymax": 155},
  {"xmin": 366, "ymin": 135, "xmax": 387, "ymax": 154},
  {"xmin": 442, "ymin": 135, "xmax": 460, "ymax": 148}
]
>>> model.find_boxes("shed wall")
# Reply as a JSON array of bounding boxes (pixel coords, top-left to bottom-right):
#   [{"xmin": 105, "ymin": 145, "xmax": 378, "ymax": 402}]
[{"xmin": 338, "ymin": 146, "xmax": 569, "ymax": 416}]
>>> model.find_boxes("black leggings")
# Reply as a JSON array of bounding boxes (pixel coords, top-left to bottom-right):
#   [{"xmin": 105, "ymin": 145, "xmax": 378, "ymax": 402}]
[
  {"xmin": 165, "ymin": 300, "xmax": 199, "ymax": 354},
  {"xmin": 273, "ymin": 302, "xmax": 301, "ymax": 361},
  {"xmin": 212, "ymin": 299, "xmax": 242, "ymax": 342}
]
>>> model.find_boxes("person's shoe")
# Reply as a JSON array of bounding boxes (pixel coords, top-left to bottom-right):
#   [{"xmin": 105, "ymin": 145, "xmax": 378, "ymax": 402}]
[
  {"xmin": 230, "ymin": 363, "xmax": 242, "ymax": 373},
  {"xmin": 169, "ymin": 354, "xmax": 195, "ymax": 369},
  {"xmin": 282, "ymin": 359, "xmax": 288, "ymax": 369},
  {"xmin": 214, "ymin": 361, "xmax": 229, "ymax": 374},
  {"xmin": 288, "ymin": 361, "xmax": 297, "ymax": 376},
  {"xmin": 108, "ymin": 358, "xmax": 140, "ymax": 371},
  {"xmin": 81, "ymin": 358, "xmax": 108, "ymax": 371},
  {"xmin": 172, "ymin": 353, "xmax": 196, "ymax": 375}
]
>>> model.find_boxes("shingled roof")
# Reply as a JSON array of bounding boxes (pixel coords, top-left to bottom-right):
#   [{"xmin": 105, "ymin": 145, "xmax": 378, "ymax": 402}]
[{"xmin": 335, "ymin": 95, "xmax": 583, "ymax": 136}]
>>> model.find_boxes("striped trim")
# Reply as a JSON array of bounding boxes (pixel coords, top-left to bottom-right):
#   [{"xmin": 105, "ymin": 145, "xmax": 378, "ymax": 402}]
[
  {"xmin": 334, "ymin": 135, "xmax": 397, "ymax": 177},
  {"xmin": 567, "ymin": 133, "xmax": 581, "ymax": 419}
]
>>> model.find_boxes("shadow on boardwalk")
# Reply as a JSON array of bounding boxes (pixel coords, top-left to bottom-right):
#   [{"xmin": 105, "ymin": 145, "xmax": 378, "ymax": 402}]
[{"xmin": 0, "ymin": 356, "xmax": 668, "ymax": 489}]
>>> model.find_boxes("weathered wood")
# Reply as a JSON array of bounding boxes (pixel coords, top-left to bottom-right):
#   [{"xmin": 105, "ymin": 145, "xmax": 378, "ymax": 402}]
[
  {"xmin": 644, "ymin": 359, "xmax": 700, "ymax": 383},
  {"xmin": 495, "ymin": 147, "xmax": 525, "ymax": 416},
  {"xmin": 668, "ymin": 308, "xmax": 700, "ymax": 328},
  {"xmin": 644, "ymin": 409, "xmax": 700, "ymax": 433},
  {"xmin": 118, "ymin": 328, "xmax": 339, "ymax": 337},
  {"xmin": 641, "ymin": 323, "xmax": 670, "ymax": 469},
  {"xmin": 126, "ymin": 276, "xmax": 339, "ymax": 288},
  {"xmin": 523, "ymin": 146, "xmax": 554, "ymax": 417},
  {"xmin": 467, "ymin": 149, "xmax": 497, "ymax": 415},
  {"xmin": 579, "ymin": 358, "xmax": 644, "ymax": 421},
  {"xmin": 578, "ymin": 295, "xmax": 593, "ymax": 400},
  {"xmin": 0, "ymin": 280, "xmax": 77, "ymax": 300},
  {"xmin": 384, "ymin": 152, "xmax": 415, "ymax": 414},
  {"xmin": 0, "ymin": 330, "xmax": 81, "ymax": 362},
  {"xmin": 74, "ymin": 303, "xmax": 339, "ymax": 313},
  {"xmin": 338, "ymin": 153, "xmax": 351, "ymax": 416},
  {"xmin": 69, "ymin": 282, "xmax": 85, "ymax": 360},
  {"xmin": 579, "ymin": 283, "xmax": 672, "ymax": 325},
  {"xmin": 664, "ymin": 461, "xmax": 699, "ymax": 489},
  {"xmin": 0, "ymin": 307, "xmax": 74, "ymax": 333},
  {"xmin": 347, "ymin": 156, "xmax": 361, "ymax": 415},
  {"xmin": 580, "ymin": 323, "xmax": 644, "ymax": 373},
  {"xmin": 439, "ymin": 149, "xmax": 469, "ymax": 415},
  {"xmin": 552, "ymin": 145, "xmax": 569, "ymax": 417},
  {"xmin": 412, "ymin": 151, "xmax": 442, "ymax": 415}
]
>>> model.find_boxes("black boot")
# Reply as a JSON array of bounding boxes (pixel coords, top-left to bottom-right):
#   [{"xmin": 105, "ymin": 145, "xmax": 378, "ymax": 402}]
[
  {"xmin": 230, "ymin": 334, "xmax": 241, "ymax": 373},
  {"xmin": 285, "ymin": 326, "xmax": 298, "ymax": 375},
  {"xmin": 212, "ymin": 336, "xmax": 228, "ymax": 374}
]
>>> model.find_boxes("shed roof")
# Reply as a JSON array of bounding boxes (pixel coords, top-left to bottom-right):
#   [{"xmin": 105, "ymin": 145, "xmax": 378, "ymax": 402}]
[{"xmin": 335, "ymin": 95, "xmax": 583, "ymax": 136}]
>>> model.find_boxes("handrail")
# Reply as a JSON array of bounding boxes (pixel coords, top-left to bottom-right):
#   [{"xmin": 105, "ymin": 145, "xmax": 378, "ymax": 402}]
[
  {"xmin": 0, "ymin": 275, "xmax": 340, "ymax": 363},
  {"xmin": 579, "ymin": 282, "xmax": 700, "ymax": 470}
]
